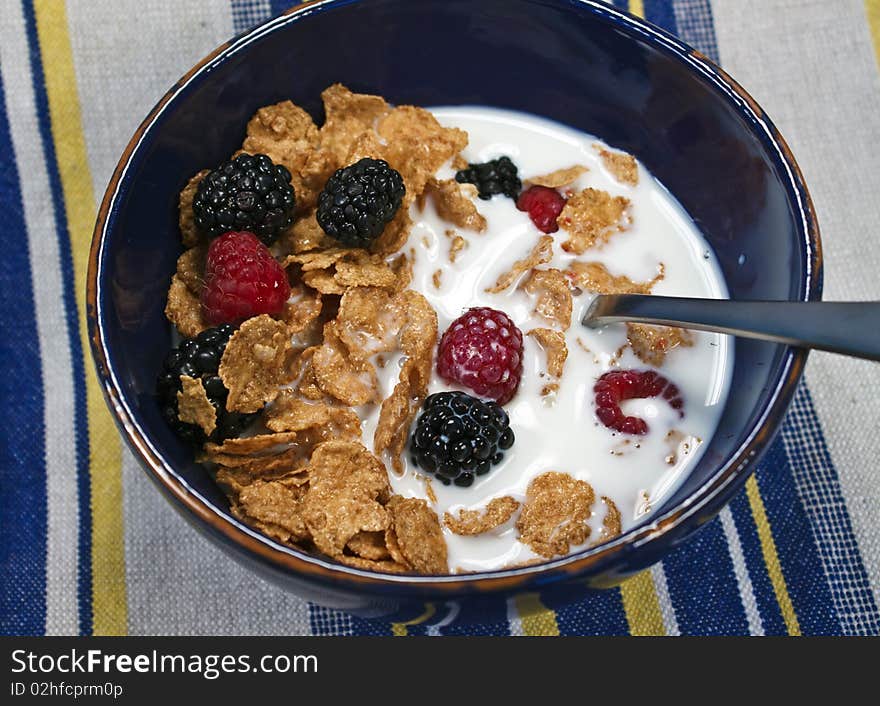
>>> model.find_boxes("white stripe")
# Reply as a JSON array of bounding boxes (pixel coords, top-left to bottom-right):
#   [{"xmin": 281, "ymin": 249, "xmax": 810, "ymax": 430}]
[
  {"xmin": 65, "ymin": 0, "xmax": 235, "ymax": 200},
  {"xmin": 650, "ymin": 563, "xmax": 680, "ymax": 636},
  {"xmin": 0, "ymin": 0, "xmax": 80, "ymax": 636},
  {"xmin": 121, "ymin": 450, "xmax": 314, "ymax": 635},
  {"xmin": 719, "ymin": 507, "xmax": 764, "ymax": 635},
  {"xmin": 506, "ymin": 597, "xmax": 525, "ymax": 636}
]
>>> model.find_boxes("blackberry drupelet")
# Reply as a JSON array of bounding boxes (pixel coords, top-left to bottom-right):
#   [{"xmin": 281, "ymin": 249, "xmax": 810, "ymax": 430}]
[
  {"xmin": 316, "ymin": 157, "xmax": 406, "ymax": 247},
  {"xmin": 409, "ymin": 391, "xmax": 515, "ymax": 487},
  {"xmin": 454, "ymin": 156, "xmax": 521, "ymax": 200},
  {"xmin": 192, "ymin": 153, "xmax": 296, "ymax": 245},
  {"xmin": 156, "ymin": 324, "xmax": 258, "ymax": 443}
]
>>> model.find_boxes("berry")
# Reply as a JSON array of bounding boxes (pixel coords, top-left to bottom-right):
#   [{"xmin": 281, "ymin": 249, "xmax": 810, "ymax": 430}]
[
  {"xmin": 409, "ymin": 391, "xmax": 515, "ymax": 487},
  {"xmin": 193, "ymin": 153, "xmax": 295, "ymax": 245},
  {"xmin": 316, "ymin": 157, "xmax": 406, "ymax": 247},
  {"xmin": 455, "ymin": 156, "xmax": 521, "ymax": 200},
  {"xmin": 516, "ymin": 185, "xmax": 566, "ymax": 233},
  {"xmin": 201, "ymin": 231, "xmax": 291, "ymax": 325},
  {"xmin": 593, "ymin": 370, "xmax": 684, "ymax": 435},
  {"xmin": 156, "ymin": 324, "xmax": 258, "ymax": 443},
  {"xmin": 437, "ymin": 307, "xmax": 524, "ymax": 405}
]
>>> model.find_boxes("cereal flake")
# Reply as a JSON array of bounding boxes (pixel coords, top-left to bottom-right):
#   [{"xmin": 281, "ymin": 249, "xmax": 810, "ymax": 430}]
[
  {"xmin": 242, "ymin": 100, "xmax": 321, "ymax": 211},
  {"xmin": 443, "ymin": 497, "xmax": 520, "ymax": 536},
  {"xmin": 374, "ymin": 291, "xmax": 438, "ymax": 471},
  {"xmin": 426, "ymin": 178, "xmax": 487, "ymax": 232},
  {"xmin": 485, "ymin": 235, "xmax": 554, "ymax": 293},
  {"xmin": 516, "ymin": 472, "xmax": 595, "ymax": 558},
  {"xmin": 302, "ymin": 441, "xmax": 391, "ymax": 557},
  {"xmin": 265, "ymin": 390, "xmax": 362, "ymax": 441},
  {"xmin": 165, "ymin": 274, "xmax": 207, "ymax": 338},
  {"xmin": 596, "ymin": 496, "xmax": 622, "ymax": 545},
  {"xmin": 387, "ymin": 495, "xmax": 448, "ymax": 573},
  {"xmin": 175, "ymin": 245, "xmax": 207, "ymax": 295},
  {"xmin": 179, "ymin": 170, "xmax": 209, "ymax": 248},
  {"xmin": 377, "ymin": 106, "xmax": 468, "ymax": 207},
  {"xmin": 237, "ymin": 478, "xmax": 310, "ymax": 543},
  {"xmin": 447, "ymin": 232, "xmax": 468, "ymax": 263},
  {"xmin": 522, "ymin": 268, "xmax": 572, "ymax": 328},
  {"xmin": 176, "ymin": 375, "xmax": 216, "ymax": 436},
  {"xmin": 528, "ymin": 328, "xmax": 568, "ymax": 378},
  {"xmin": 319, "ymin": 84, "xmax": 390, "ymax": 166},
  {"xmin": 596, "ymin": 145, "xmax": 639, "ymax": 186},
  {"xmin": 525, "ymin": 165, "xmax": 588, "ymax": 189},
  {"xmin": 204, "ymin": 431, "xmax": 299, "ymax": 457},
  {"xmin": 626, "ymin": 323, "xmax": 694, "ymax": 366},
  {"xmin": 558, "ymin": 188, "xmax": 631, "ymax": 254},
  {"xmin": 219, "ymin": 315, "xmax": 292, "ymax": 413},
  {"xmin": 566, "ymin": 261, "xmax": 664, "ymax": 294}
]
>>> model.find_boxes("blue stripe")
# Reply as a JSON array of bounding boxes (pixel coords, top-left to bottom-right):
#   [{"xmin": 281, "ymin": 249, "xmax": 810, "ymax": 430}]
[
  {"xmin": 752, "ymin": 435, "xmax": 840, "ymax": 635},
  {"xmin": 268, "ymin": 0, "xmax": 298, "ymax": 18},
  {"xmin": 21, "ymin": 0, "xmax": 93, "ymax": 636},
  {"xmin": 612, "ymin": 0, "xmax": 629, "ymax": 10},
  {"xmin": 644, "ymin": 0, "xmax": 678, "ymax": 34},
  {"xmin": 0, "ymin": 67, "xmax": 48, "ymax": 637},
  {"xmin": 437, "ymin": 597, "xmax": 510, "ymax": 635},
  {"xmin": 662, "ymin": 518, "xmax": 750, "ymax": 634},
  {"xmin": 542, "ymin": 586, "xmax": 630, "ymax": 635},
  {"xmin": 670, "ymin": 0, "xmax": 720, "ymax": 61},
  {"xmin": 728, "ymin": 489, "xmax": 787, "ymax": 635},
  {"xmin": 308, "ymin": 603, "xmax": 394, "ymax": 636},
  {"xmin": 781, "ymin": 386, "xmax": 880, "ymax": 635}
]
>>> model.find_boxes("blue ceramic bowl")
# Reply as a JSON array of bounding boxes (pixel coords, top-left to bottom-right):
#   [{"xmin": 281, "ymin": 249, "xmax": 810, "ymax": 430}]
[{"xmin": 88, "ymin": 0, "xmax": 820, "ymax": 617}]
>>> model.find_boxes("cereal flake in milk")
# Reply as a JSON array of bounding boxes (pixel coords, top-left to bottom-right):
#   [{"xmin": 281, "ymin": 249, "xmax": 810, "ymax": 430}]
[{"xmin": 360, "ymin": 107, "xmax": 733, "ymax": 573}]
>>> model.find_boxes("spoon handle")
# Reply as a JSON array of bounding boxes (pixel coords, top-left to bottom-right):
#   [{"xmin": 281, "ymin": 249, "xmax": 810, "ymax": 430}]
[{"xmin": 583, "ymin": 295, "xmax": 880, "ymax": 362}]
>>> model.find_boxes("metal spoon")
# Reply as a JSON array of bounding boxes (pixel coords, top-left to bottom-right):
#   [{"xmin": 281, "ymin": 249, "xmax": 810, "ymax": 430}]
[{"xmin": 583, "ymin": 295, "xmax": 880, "ymax": 362}]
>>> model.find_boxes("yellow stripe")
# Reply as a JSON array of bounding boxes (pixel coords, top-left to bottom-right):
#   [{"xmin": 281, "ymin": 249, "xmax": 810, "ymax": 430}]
[
  {"xmin": 619, "ymin": 570, "xmax": 665, "ymax": 636},
  {"xmin": 515, "ymin": 593, "xmax": 560, "ymax": 635},
  {"xmin": 628, "ymin": 0, "xmax": 646, "ymax": 19},
  {"xmin": 866, "ymin": 0, "xmax": 880, "ymax": 67},
  {"xmin": 391, "ymin": 603, "xmax": 436, "ymax": 636},
  {"xmin": 745, "ymin": 476, "xmax": 800, "ymax": 636},
  {"xmin": 34, "ymin": 0, "xmax": 127, "ymax": 636}
]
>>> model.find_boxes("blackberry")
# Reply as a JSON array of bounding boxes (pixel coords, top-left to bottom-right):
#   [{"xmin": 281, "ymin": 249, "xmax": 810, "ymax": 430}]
[
  {"xmin": 316, "ymin": 157, "xmax": 406, "ymax": 247},
  {"xmin": 156, "ymin": 324, "xmax": 258, "ymax": 444},
  {"xmin": 455, "ymin": 156, "xmax": 521, "ymax": 200},
  {"xmin": 409, "ymin": 391, "xmax": 515, "ymax": 488},
  {"xmin": 193, "ymin": 153, "xmax": 295, "ymax": 245}
]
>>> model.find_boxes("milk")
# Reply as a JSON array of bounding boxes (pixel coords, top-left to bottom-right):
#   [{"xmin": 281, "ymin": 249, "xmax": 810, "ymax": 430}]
[{"xmin": 360, "ymin": 107, "xmax": 733, "ymax": 572}]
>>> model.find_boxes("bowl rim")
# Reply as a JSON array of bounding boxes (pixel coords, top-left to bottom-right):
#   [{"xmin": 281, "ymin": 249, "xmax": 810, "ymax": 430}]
[{"xmin": 87, "ymin": 0, "xmax": 822, "ymax": 593}]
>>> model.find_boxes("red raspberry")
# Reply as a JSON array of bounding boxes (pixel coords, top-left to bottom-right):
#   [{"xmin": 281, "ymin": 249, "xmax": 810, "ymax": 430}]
[
  {"xmin": 437, "ymin": 307, "xmax": 524, "ymax": 405},
  {"xmin": 201, "ymin": 231, "xmax": 291, "ymax": 325},
  {"xmin": 593, "ymin": 370, "xmax": 684, "ymax": 435},
  {"xmin": 516, "ymin": 185, "xmax": 566, "ymax": 233}
]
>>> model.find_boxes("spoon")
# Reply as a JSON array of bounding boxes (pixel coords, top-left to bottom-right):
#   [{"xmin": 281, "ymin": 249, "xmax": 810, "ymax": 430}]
[{"xmin": 583, "ymin": 295, "xmax": 880, "ymax": 362}]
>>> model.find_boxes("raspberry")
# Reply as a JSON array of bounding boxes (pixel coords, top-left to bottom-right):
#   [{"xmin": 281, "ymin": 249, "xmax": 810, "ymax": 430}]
[
  {"xmin": 516, "ymin": 185, "xmax": 566, "ymax": 233},
  {"xmin": 201, "ymin": 231, "xmax": 291, "ymax": 325},
  {"xmin": 156, "ymin": 324, "xmax": 259, "ymax": 443},
  {"xmin": 437, "ymin": 307, "xmax": 524, "ymax": 405},
  {"xmin": 316, "ymin": 157, "xmax": 406, "ymax": 247},
  {"xmin": 593, "ymin": 370, "xmax": 684, "ymax": 435},
  {"xmin": 455, "ymin": 156, "xmax": 521, "ymax": 200},
  {"xmin": 410, "ymin": 391, "xmax": 515, "ymax": 487},
  {"xmin": 193, "ymin": 153, "xmax": 295, "ymax": 245}
]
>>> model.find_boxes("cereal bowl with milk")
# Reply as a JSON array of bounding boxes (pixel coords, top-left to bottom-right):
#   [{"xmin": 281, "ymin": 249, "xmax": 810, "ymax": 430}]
[{"xmin": 88, "ymin": 0, "xmax": 819, "ymax": 617}]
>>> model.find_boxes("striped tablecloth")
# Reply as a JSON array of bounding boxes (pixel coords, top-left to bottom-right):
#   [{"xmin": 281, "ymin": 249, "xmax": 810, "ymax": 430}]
[{"xmin": 2, "ymin": 0, "xmax": 879, "ymax": 636}]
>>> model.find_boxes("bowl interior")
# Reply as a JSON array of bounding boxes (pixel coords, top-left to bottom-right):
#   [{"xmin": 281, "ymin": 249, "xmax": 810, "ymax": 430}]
[{"xmin": 95, "ymin": 0, "xmax": 815, "ymax": 578}]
